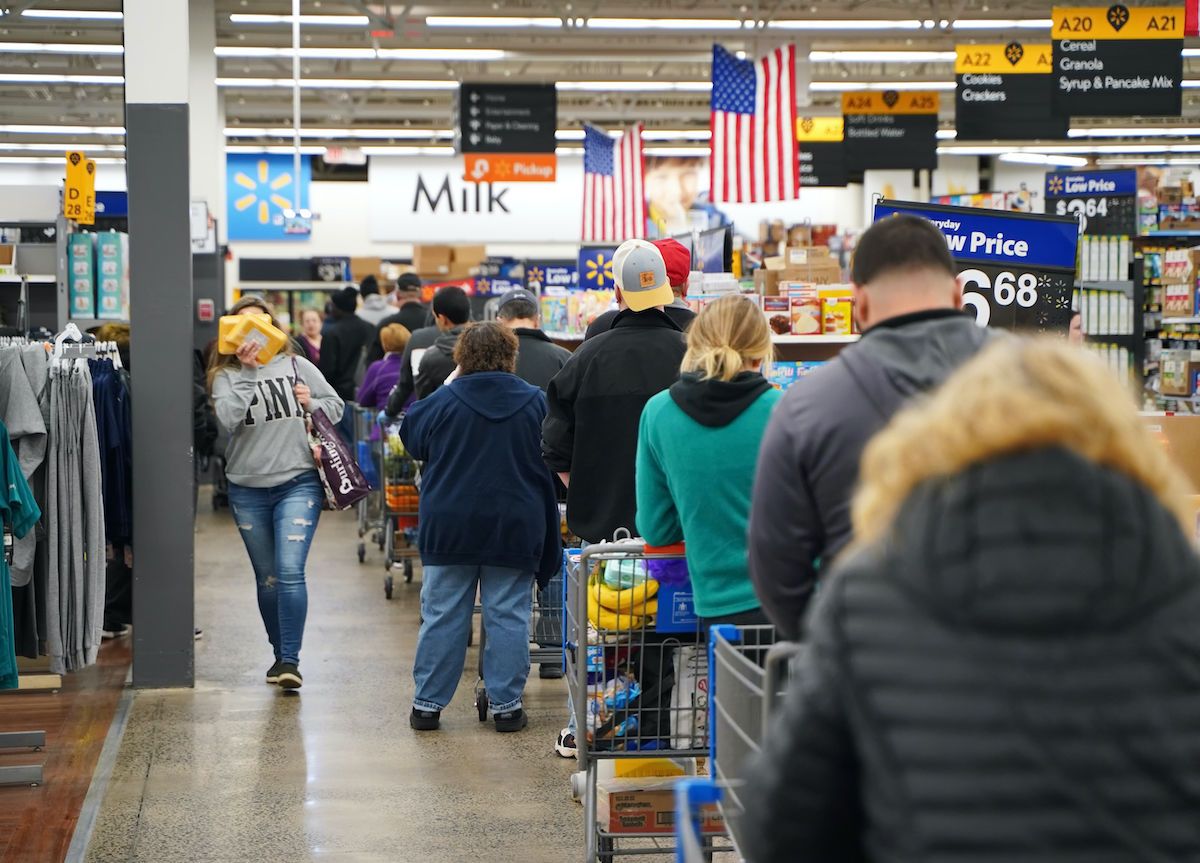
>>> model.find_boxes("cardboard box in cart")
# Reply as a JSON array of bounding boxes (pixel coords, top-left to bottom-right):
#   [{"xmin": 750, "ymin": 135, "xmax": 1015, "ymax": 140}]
[{"xmin": 597, "ymin": 778, "xmax": 724, "ymax": 835}]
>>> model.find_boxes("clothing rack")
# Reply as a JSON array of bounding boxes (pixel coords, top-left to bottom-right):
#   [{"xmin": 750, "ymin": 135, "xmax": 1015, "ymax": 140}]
[{"xmin": 0, "ymin": 524, "xmax": 47, "ymax": 787}]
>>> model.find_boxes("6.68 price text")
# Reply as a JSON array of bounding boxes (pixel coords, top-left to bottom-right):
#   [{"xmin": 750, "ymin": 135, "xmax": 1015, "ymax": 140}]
[{"xmin": 960, "ymin": 269, "xmax": 1039, "ymax": 327}]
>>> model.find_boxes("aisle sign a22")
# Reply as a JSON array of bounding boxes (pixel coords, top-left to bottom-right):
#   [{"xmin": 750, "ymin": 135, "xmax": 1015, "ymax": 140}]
[
  {"xmin": 874, "ymin": 200, "xmax": 1080, "ymax": 333},
  {"xmin": 1044, "ymin": 169, "xmax": 1137, "ymax": 235}
]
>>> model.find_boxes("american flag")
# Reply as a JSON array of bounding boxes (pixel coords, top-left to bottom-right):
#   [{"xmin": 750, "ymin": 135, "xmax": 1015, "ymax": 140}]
[
  {"xmin": 710, "ymin": 44, "xmax": 799, "ymax": 204},
  {"xmin": 582, "ymin": 123, "xmax": 645, "ymax": 243}
]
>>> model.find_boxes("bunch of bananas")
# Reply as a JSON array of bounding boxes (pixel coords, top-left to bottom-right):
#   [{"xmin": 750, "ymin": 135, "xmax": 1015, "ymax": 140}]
[{"xmin": 587, "ymin": 572, "xmax": 659, "ymax": 631}]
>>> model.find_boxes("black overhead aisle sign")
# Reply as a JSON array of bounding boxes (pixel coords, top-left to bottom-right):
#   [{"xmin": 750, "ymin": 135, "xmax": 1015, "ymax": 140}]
[
  {"xmin": 955, "ymin": 42, "xmax": 1068, "ymax": 140},
  {"xmin": 459, "ymin": 83, "xmax": 557, "ymax": 154},
  {"xmin": 842, "ymin": 91, "xmax": 939, "ymax": 172},
  {"xmin": 1052, "ymin": 5, "xmax": 1183, "ymax": 116},
  {"xmin": 796, "ymin": 116, "xmax": 848, "ymax": 187}
]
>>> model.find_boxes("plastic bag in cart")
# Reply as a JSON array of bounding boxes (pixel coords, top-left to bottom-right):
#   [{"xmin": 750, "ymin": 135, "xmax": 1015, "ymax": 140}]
[{"xmin": 586, "ymin": 674, "xmax": 642, "ymax": 742}]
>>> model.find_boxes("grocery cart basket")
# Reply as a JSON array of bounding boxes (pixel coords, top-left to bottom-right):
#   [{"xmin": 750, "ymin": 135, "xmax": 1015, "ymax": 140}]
[
  {"xmin": 674, "ymin": 624, "xmax": 804, "ymax": 862},
  {"xmin": 352, "ymin": 406, "xmax": 383, "ymax": 564},
  {"xmin": 379, "ymin": 417, "xmax": 420, "ymax": 597},
  {"xmin": 566, "ymin": 537, "xmax": 719, "ymax": 862}
]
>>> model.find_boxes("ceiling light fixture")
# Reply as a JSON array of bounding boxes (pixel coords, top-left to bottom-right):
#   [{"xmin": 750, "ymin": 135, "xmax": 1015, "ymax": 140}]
[
  {"xmin": 0, "ymin": 142, "xmax": 125, "ymax": 153},
  {"xmin": 998, "ymin": 152, "xmax": 1089, "ymax": 167},
  {"xmin": 224, "ymin": 127, "xmax": 456, "ymax": 139},
  {"xmin": 0, "ymin": 41, "xmax": 123, "ymax": 54},
  {"xmin": 951, "ymin": 18, "xmax": 1052, "ymax": 28},
  {"xmin": 0, "ymin": 73, "xmax": 123, "ymax": 84},
  {"xmin": 19, "ymin": 8, "xmax": 123, "ymax": 19},
  {"xmin": 425, "ymin": 16, "xmax": 563, "ymax": 27},
  {"xmin": 810, "ymin": 50, "xmax": 955, "ymax": 62},
  {"xmin": 586, "ymin": 18, "xmax": 744, "ymax": 29},
  {"xmin": 214, "ymin": 46, "xmax": 505, "ymax": 60},
  {"xmin": 1070, "ymin": 126, "xmax": 1200, "ymax": 137},
  {"xmin": 555, "ymin": 81, "xmax": 712, "ymax": 91},
  {"xmin": 215, "ymin": 77, "xmax": 459, "ymax": 90},
  {"xmin": 228, "ymin": 14, "xmax": 371, "ymax": 26},
  {"xmin": 0, "ymin": 124, "xmax": 124, "ymax": 135},
  {"xmin": 936, "ymin": 129, "xmax": 957, "ymax": 139},
  {"xmin": 809, "ymin": 80, "xmax": 956, "ymax": 91},
  {"xmin": 768, "ymin": 19, "xmax": 923, "ymax": 30},
  {"xmin": 0, "ymin": 155, "xmax": 124, "ymax": 165}
]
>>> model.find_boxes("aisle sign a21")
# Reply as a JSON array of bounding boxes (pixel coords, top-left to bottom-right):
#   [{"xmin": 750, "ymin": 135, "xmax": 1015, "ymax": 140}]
[
  {"xmin": 1044, "ymin": 169, "xmax": 1137, "ymax": 235},
  {"xmin": 874, "ymin": 200, "xmax": 1080, "ymax": 334}
]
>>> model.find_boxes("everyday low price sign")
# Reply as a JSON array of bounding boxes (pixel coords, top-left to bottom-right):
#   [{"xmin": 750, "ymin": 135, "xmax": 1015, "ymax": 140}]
[
  {"xmin": 1044, "ymin": 168, "xmax": 1137, "ymax": 235},
  {"xmin": 874, "ymin": 200, "xmax": 1080, "ymax": 333},
  {"xmin": 1051, "ymin": 5, "xmax": 1183, "ymax": 116}
]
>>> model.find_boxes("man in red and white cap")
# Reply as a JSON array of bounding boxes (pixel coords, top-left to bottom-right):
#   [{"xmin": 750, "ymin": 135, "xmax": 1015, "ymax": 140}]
[{"xmin": 583, "ymin": 237, "xmax": 696, "ymax": 339}]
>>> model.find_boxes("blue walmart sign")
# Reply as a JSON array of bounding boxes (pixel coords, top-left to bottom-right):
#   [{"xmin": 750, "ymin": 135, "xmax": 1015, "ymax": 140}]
[
  {"xmin": 226, "ymin": 153, "xmax": 312, "ymax": 241},
  {"xmin": 1045, "ymin": 169, "xmax": 1136, "ymax": 200},
  {"xmin": 578, "ymin": 246, "xmax": 618, "ymax": 290}
]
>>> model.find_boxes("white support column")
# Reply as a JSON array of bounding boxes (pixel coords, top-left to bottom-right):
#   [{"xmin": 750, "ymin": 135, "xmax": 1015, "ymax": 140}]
[
  {"xmin": 189, "ymin": 0, "xmax": 224, "ymax": 242},
  {"xmin": 125, "ymin": 0, "xmax": 195, "ymax": 688}
]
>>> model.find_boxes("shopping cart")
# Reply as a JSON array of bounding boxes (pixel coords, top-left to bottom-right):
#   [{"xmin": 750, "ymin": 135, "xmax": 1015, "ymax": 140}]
[
  {"xmin": 352, "ymin": 406, "xmax": 382, "ymax": 564},
  {"xmin": 566, "ymin": 537, "xmax": 716, "ymax": 863},
  {"xmin": 673, "ymin": 624, "xmax": 804, "ymax": 862},
  {"xmin": 379, "ymin": 418, "xmax": 419, "ymax": 598}
]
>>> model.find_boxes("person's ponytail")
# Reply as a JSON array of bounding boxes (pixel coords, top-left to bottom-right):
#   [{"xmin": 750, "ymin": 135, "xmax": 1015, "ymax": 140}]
[{"xmin": 681, "ymin": 295, "xmax": 773, "ymax": 382}]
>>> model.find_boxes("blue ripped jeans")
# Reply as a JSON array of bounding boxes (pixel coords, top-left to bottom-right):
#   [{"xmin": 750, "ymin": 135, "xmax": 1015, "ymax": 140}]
[{"xmin": 228, "ymin": 472, "xmax": 323, "ymax": 667}]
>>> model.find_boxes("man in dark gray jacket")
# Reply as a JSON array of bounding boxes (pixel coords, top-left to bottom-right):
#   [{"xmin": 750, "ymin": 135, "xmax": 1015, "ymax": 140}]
[
  {"xmin": 496, "ymin": 288, "xmax": 571, "ymax": 392},
  {"xmin": 748, "ymin": 214, "xmax": 989, "ymax": 640}
]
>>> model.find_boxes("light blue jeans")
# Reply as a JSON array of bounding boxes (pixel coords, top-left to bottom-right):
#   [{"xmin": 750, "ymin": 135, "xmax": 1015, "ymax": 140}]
[
  {"xmin": 228, "ymin": 472, "xmax": 323, "ymax": 667},
  {"xmin": 413, "ymin": 564, "xmax": 534, "ymax": 713}
]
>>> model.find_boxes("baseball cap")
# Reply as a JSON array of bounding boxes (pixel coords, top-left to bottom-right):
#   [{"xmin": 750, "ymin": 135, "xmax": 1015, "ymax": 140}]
[
  {"xmin": 497, "ymin": 287, "xmax": 539, "ymax": 313},
  {"xmin": 652, "ymin": 238, "xmax": 692, "ymax": 292},
  {"xmin": 613, "ymin": 239, "xmax": 673, "ymax": 313},
  {"xmin": 395, "ymin": 272, "xmax": 422, "ymax": 293}
]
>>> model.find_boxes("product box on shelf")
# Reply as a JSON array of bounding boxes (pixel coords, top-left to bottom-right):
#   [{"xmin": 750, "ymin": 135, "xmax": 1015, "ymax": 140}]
[
  {"xmin": 763, "ymin": 296, "xmax": 791, "ymax": 335},
  {"xmin": 0, "ymin": 243, "xmax": 14, "ymax": 276},
  {"xmin": 1160, "ymin": 349, "xmax": 1200, "ymax": 396},
  {"xmin": 412, "ymin": 244, "xmax": 453, "ymax": 278},
  {"xmin": 767, "ymin": 361, "xmax": 825, "ymax": 390},
  {"xmin": 597, "ymin": 778, "xmax": 724, "ymax": 835},
  {"xmin": 788, "ymin": 288, "xmax": 822, "ymax": 335},
  {"xmin": 68, "ymin": 233, "xmax": 95, "ymax": 318},
  {"xmin": 541, "ymin": 291, "xmax": 569, "ymax": 334},
  {"xmin": 820, "ymin": 286, "xmax": 854, "ymax": 335},
  {"xmin": 447, "ymin": 244, "xmax": 488, "ymax": 280},
  {"xmin": 95, "ymin": 231, "xmax": 128, "ymax": 320},
  {"xmin": 349, "ymin": 256, "xmax": 383, "ymax": 283}
]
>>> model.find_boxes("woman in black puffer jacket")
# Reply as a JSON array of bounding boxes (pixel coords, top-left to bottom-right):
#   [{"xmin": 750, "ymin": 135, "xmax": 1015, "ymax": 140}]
[{"xmin": 743, "ymin": 338, "xmax": 1200, "ymax": 863}]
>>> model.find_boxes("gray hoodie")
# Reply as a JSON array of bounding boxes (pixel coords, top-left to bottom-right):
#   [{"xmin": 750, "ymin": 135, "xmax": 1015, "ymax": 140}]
[
  {"xmin": 747, "ymin": 310, "xmax": 991, "ymax": 640},
  {"xmin": 212, "ymin": 354, "xmax": 344, "ymax": 488},
  {"xmin": 357, "ymin": 293, "xmax": 393, "ymax": 327}
]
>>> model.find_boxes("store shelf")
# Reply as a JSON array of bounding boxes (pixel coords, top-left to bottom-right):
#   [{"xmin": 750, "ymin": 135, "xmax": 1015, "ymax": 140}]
[
  {"xmin": 70, "ymin": 318, "xmax": 128, "ymax": 329},
  {"xmin": 1161, "ymin": 316, "xmax": 1200, "ymax": 325},
  {"xmin": 0, "ymin": 274, "xmax": 56, "ymax": 284},
  {"xmin": 1079, "ymin": 280, "xmax": 1133, "ymax": 293},
  {"xmin": 1147, "ymin": 230, "xmax": 1200, "ymax": 237},
  {"xmin": 772, "ymin": 334, "xmax": 860, "ymax": 344}
]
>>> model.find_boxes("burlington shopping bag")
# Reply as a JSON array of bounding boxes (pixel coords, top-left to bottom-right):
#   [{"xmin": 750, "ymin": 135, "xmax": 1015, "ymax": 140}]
[{"xmin": 292, "ymin": 359, "xmax": 371, "ymax": 510}]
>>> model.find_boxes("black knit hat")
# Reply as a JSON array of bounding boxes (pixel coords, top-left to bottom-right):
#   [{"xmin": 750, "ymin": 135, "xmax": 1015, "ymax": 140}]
[
  {"xmin": 396, "ymin": 272, "xmax": 422, "ymax": 293},
  {"xmin": 331, "ymin": 286, "xmax": 359, "ymax": 314},
  {"xmin": 360, "ymin": 274, "xmax": 380, "ymax": 296}
]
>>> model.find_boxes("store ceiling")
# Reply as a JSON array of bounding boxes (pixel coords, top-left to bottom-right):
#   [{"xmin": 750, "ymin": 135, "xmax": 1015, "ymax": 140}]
[{"xmin": 0, "ymin": 0, "xmax": 1199, "ymax": 162}]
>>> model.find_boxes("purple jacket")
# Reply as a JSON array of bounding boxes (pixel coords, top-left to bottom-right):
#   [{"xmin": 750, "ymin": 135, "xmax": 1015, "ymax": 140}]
[{"xmin": 357, "ymin": 353, "xmax": 405, "ymax": 410}]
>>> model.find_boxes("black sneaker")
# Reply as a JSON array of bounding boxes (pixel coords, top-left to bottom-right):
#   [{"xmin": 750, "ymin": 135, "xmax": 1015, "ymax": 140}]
[
  {"xmin": 410, "ymin": 707, "xmax": 441, "ymax": 731},
  {"xmin": 265, "ymin": 660, "xmax": 285, "ymax": 685},
  {"xmin": 276, "ymin": 664, "xmax": 303, "ymax": 690},
  {"xmin": 494, "ymin": 708, "xmax": 528, "ymax": 733},
  {"xmin": 538, "ymin": 663, "xmax": 564, "ymax": 680}
]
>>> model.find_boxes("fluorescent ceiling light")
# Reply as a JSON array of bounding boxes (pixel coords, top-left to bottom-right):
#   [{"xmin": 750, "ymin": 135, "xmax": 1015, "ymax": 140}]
[
  {"xmin": 215, "ymin": 77, "xmax": 458, "ymax": 90},
  {"xmin": 360, "ymin": 146, "xmax": 456, "ymax": 156},
  {"xmin": 425, "ymin": 16, "xmax": 562, "ymax": 27},
  {"xmin": 19, "ymin": 8, "xmax": 123, "ymax": 19},
  {"xmin": 0, "ymin": 124, "xmax": 124, "ymax": 135},
  {"xmin": 952, "ymin": 18, "xmax": 1052, "ymax": 28},
  {"xmin": 642, "ymin": 129, "xmax": 712, "ymax": 140},
  {"xmin": 0, "ymin": 41, "xmax": 123, "ymax": 54},
  {"xmin": 586, "ymin": 18, "xmax": 743, "ymax": 29},
  {"xmin": 769, "ymin": 19, "xmax": 923, "ymax": 30},
  {"xmin": 215, "ymin": 46, "xmax": 504, "ymax": 60},
  {"xmin": 0, "ymin": 156, "xmax": 124, "ymax": 165},
  {"xmin": 0, "ymin": 142, "xmax": 124, "ymax": 153},
  {"xmin": 810, "ymin": 80, "xmax": 956, "ymax": 91},
  {"xmin": 810, "ymin": 50, "xmax": 955, "ymax": 62},
  {"xmin": 1098, "ymin": 157, "xmax": 1200, "ymax": 166},
  {"xmin": 556, "ymin": 81, "xmax": 711, "ymax": 92},
  {"xmin": 999, "ymin": 153, "xmax": 1089, "ymax": 167},
  {"xmin": 225, "ymin": 145, "xmax": 326, "ymax": 155},
  {"xmin": 225, "ymin": 127, "xmax": 455, "ymax": 140},
  {"xmin": 555, "ymin": 130, "xmax": 586, "ymax": 140},
  {"xmin": 936, "ymin": 129, "xmax": 957, "ymax": 140},
  {"xmin": 229, "ymin": 14, "xmax": 371, "ymax": 26},
  {"xmin": 1070, "ymin": 127, "xmax": 1200, "ymax": 137},
  {"xmin": 644, "ymin": 146, "xmax": 710, "ymax": 156},
  {"xmin": 0, "ymin": 73, "xmax": 122, "ymax": 84}
]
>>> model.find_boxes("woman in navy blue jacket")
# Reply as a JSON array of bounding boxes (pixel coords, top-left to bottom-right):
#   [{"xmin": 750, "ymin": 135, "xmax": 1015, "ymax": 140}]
[{"xmin": 400, "ymin": 322, "xmax": 562, "ymax": 733}]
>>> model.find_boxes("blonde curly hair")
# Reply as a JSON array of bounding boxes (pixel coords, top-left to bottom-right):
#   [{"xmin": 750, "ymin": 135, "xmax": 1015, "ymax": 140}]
[{"xmin": 853, "ymin": 337, "xmax": 1193, "ymax": 545}]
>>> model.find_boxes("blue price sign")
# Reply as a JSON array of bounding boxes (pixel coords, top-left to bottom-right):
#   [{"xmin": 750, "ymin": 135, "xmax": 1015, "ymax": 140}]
[
  {"xmin": 1044, "ymin": 169, "xmax": 1137, "ymax": 236},
  {"xmin": 874, "ymin": 199, "xmax": 1079, "ymax": 333}
]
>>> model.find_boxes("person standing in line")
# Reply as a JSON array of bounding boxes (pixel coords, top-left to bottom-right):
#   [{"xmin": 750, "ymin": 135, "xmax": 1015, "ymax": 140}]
[
  {"xmin": 356, "ymin": 275, "xmax": 393, "ymax": 328},
  {"xmin": 635, "ymin": 294, "xmax": 779, "ymax": 628},
  {"xmin": 384, "ymin": 285, "xmax": 472, "ymax": 413},
  {"xmin": 319, "ymin": 286, "xmax": 374, "ymax": 444},
  {"xmin": 209, "ymin": 296, "xmax": 344, "ymax": 691},
  {"xmin": 367, "ymin": 273, "xmax": 430, "ymax": 365},
  {"xmin": 495, "ymin": 288, "xmax": 571, "ymax": 392},
  {"xmin": 401, "ymin": 323, "xmax": 561, "ymax": 733},
  {"xmin": 584, "ymin": 237, "xmax": 696, "ymax": 339},
  {"xmin": 542, "ymin": 239, "xmax": 688, "ymax": 757},
  {"xmin": 297, "ymin": 308, "xmax": 324, "ymax": 367},
  {"xmin": 742, "ymin": 339, "xmax": 1200, "ymax": 863},
  {"xmin": 357, "ymin": 324, "xmax": 411, "ymax": 411},
  {"xmin": 748, "ymin": 214, "xmax": 989, "ymax": 641}
]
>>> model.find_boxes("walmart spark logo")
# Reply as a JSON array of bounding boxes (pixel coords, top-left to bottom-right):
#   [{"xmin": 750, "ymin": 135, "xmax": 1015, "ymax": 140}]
[
  {"xmin": 584, "ymin": 252, "xmax": 614, "ymax": 287},
  {"xmin": 233, "ymin": 159, "xmax": 294, "ymax": 225},
  {"xmin": 1047, "ymin": 175, "xmax": 1065, "ymax": 195}
]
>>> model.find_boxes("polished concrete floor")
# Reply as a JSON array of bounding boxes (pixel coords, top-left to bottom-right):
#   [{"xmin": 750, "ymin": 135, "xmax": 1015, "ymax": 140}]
[{"xmin": 82, "ymin": 505, "xmax": 601, "ymax": 863}]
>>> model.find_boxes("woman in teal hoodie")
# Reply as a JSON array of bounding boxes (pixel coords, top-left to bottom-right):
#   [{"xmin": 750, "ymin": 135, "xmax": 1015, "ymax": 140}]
[{"xmin": 636, "ymin": 294, "xmax": 781, "ymax": 626}]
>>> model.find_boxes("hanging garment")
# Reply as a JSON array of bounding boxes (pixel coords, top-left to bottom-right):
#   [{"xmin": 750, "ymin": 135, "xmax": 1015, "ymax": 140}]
[
  {"xmin": 10, "ymin": 344, "xmax": 50, "ymax": 658},
  {"xmin": 0, "ymin": 419, "xmax": 42, "ymax": 690},
  {"xmin": 90, "ymin": 358, "xmax": 132, "ymax": 544},
  {"xmin": 0, "ymin": 347, "xmax": 48, "ymax": 588}
]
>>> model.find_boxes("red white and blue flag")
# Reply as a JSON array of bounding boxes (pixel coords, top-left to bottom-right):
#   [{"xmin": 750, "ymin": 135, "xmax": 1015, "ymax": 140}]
[
  {"xmin": 582, "ymin": 123, "xmax": 645, "ymax": 243},
  {"xmin": 710, "ymin": 44, "xmax": 799, "ymax": 204}
]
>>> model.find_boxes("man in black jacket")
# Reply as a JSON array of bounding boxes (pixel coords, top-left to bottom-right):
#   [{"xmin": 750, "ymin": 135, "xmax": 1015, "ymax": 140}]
[
  {"xmin": 366, "ymin": 273, "xmax": 430, "ymax": 365},
  {"xmin": 496, "ymin": 288, "xmax": 571, "ymax": 392},
  {"xmin": 583, "ymin": 237, "xmax": 696, "ymax": 339},
  {"xmin": 748, "ymin": 214, "xmax": 989, "ymax": 640},
  {"xmin": 320, "ymin": 286, "xmax": 375, "ymax": 442},
  {"xmin": 386, "ymin": 285, "xmax": 471, "ymax": 413},
  {"xmin": 543, "ymin": 239, "xmax": 687, "ymax": 546}
]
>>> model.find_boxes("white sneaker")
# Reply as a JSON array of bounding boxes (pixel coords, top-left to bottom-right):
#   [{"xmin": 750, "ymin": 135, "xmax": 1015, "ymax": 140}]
[
  {"xmin": 555, "ymin": 727, "xmax": 577, "ymax": 759},
  {"xmin": 101, "ymin": 624, "xmax": 131, "ymax": 640}
]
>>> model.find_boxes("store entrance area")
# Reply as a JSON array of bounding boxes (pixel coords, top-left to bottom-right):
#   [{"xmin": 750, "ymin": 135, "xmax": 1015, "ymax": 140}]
[{"xmin": 81, "ymin": 508, "xmax": 580, "ymax": 863}]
